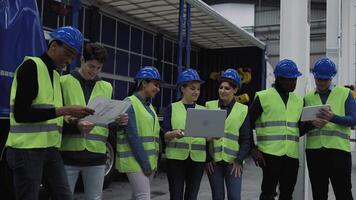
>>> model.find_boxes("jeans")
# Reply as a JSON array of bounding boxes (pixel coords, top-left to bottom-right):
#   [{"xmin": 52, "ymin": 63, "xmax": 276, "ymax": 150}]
[
  {"xmin": 306, "ymin": 148, "xmax": 353, "ymax": 200},
  {"xmin": 259, "ymin": 153, "xmax": 299, "ymax": 200},
  {"xmin": 166, "ymin": 157, "xmax": 205, "ymax": 200},
  {"xmin": 127, "ymin": 171, "xmax": 154, "ymax": 200},
  {"xmin": 64, "ymin": 165, "xmax": 105, "ymax": 200},
  {"xmin": 6, "ymin": 147, "xmax": 72, "ymax": 200},
  {"xmin": 208, "ymin": 161, "xmax": 242, "ymax": 200}
]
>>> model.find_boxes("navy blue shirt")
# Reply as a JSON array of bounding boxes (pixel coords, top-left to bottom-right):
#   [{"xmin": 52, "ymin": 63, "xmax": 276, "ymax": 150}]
[{"xmin": 125, "ymin": 93, "xmax": 157, "ymax": 172}]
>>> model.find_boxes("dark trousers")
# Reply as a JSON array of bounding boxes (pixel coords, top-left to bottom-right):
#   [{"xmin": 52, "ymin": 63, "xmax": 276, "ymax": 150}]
[
  {"xmin": 0, "ymin": 119, "xmax": 15, "ymax": 200},
  {"xmin": 6, "ymin": 147, "xmax": 72, "ymax": 200},
  {"xmin": 306, "ymin": 148, "xmax": 353, "ymax": 200},
  {"xmin": 166, "ymin": 157, "xmax": 205, "ymax": 200},
  {"xmin": 260, "ymin": 153, "xmax": 299, "ymax": 200}
]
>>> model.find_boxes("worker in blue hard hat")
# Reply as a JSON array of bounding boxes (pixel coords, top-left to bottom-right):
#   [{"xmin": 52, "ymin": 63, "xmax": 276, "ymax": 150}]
[
  {"xmin": 162, "ymin": 68, "xmax": 206, "ymax": 200},
  {"xmin": 249, "ymin": 59, "xmax": 304, "ymax": 200},
  {"xmin": 304, "ymin": 58, "xmax": 356, "ymax": 200},
  {"xmin": 205, "ymin": 68, "xmax": 252, "ymax": 200},
  {"xmin": 116, "ymin": 66, "xmax": 161, "ymax": 199},
  {"xmin": 5, "ymin": 26, "xmax": 93, "ymax": 200}
]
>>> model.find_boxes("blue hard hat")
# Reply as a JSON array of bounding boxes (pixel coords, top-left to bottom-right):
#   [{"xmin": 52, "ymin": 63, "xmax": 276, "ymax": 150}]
[
  {"xmin": 50, "ymin": 26, "xmax": 83, "ymax": 53},
  {"xmin": 135, "ymin": 66, "xmax": 161, "ymax": 81},
  {"xmin": 274, "ymin": 59, "xmax": 302, "ymax": 78},
  {"xmin": 176, "ymin": 68, "xmax": 203, "ymax": 86},
  {"xmin": 221, "ymin": 68, "xmax": 241, "ymax": 87},
  {"xmin": 312, "ymin": 58, "xmax": 337, "ymax": 79}
]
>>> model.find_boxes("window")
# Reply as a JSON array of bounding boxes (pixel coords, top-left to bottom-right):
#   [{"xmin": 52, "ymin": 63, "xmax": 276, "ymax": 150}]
[
  {"xmin": 37, "ymin": 2, "xmax": 190, "ymax": 109},
  {"xmin": 101, "ymin": 15, "xmax": 116, "ymax": 46}
]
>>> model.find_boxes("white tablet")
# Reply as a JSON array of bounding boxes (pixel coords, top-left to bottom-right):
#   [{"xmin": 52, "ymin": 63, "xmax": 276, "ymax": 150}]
[{"xmin": 300, "ymin": 104, "xmax": 331, "ymax": 121}]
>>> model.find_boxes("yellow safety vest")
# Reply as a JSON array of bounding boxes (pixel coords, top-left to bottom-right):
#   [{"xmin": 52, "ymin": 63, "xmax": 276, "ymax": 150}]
[
  {"xmin": 255, "ymin": 87, "xmax": 303, "ymax": 159},
  {"xmin": 165, "ymin": 101, "xmax": 206, "ymax": 162},
  {"xmin": 116, "ymin": 95, "xmax": 160, "ymax": 172},
  {"xmin": 304, "ymin": 86, "xmax": 351, "ymax": 152},
  {"xmin": 60, "ymin": 74, "xmax": 112, "ymax": 154},
  {"xmin": 206, "ymin": 100, "xmax": 247, "ymax": 163},
  {"xmin": 7, "ymin": 56, "xmax": 63, "ymax": 148}
]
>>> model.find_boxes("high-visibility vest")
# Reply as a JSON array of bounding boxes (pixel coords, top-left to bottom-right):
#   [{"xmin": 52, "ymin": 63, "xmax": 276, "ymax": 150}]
[
  {"xmin": 304, "ymin": 86, "xmax": 351, "ymax": 152},
  {"xmin": 116, "ymin": 95, "xmax": 160, "ymax": 172},
  {"xmin": 255, "ymin": 87, "xmax": 303, "ymax": 159},
  {"xmin": 165, "ymin": 101, "xmax": 206, "ymax": 162},
  {"xmin": 60, "ymin": 74, "xmax": 112, "ymax": 154},
  {"xmin": 206, "ymin": 100, "xmax": 247, "ymax": 163},
  {"xmin": 6, "ymin": 56, "xmax": 63, "ymax": 148}
]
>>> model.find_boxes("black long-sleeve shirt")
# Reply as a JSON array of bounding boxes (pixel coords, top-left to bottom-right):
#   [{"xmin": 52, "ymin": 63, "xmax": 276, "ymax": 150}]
[{"xmin": 13, "ymin": 53, "xmax": 57, "ymax": 123}]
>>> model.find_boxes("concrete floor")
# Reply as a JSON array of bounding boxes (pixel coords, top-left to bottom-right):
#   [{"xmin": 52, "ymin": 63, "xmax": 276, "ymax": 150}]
[{"xmin": 75, "ymin": 153, "xmax": 356, "ymax": 200}]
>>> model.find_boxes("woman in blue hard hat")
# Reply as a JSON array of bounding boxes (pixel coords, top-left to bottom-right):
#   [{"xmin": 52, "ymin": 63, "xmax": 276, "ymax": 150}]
[
  {"xmin": 162, "ymin": 68, "xmax": 206, "ymax": 200},
  {"xmin": 249, "ymin": 59, "xmax": 304, "ymax": 200},
  {"xmin": 116, "ymin": 66, "xmax": 161, "ymax": 200},
  {"xmin": 304, "ymin": 58, "xmax": 356, "ymax": 200},
  {"xmin": 6, "ymin": 26, "xmax": 94, "ymax": 200},
  {"xmin": 205, "ymin": 69, "xmax": 252, "ymax": 200}
]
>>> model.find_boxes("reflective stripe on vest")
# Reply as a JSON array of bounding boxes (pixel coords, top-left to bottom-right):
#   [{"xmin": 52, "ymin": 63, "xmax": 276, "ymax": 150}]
[
  {"xmin": 224, "ymin": 132, "xmax": 239, "ymax": 141},
  {"xmin": 65, "ymin": 132, "xmax": 108, "ymax": 142},
  {"xmin": 10, "ymin": 123, "xmax": 62, "ymax": 133},
  {"xmin": 256, "ymin": 121, "xmax": 298, "ymax": 128},
  {"xmin": 165, "ymin": 101, "xmax": 206, "ymax": 162},
  {"xmin": 307, "ymin": 130, "xmax": 349, "ymax": 140},
  {"xmin": 257, "ymin": 135, "xmax": 299, "ymax": 142},
  {"xmin": 304, "ymin": 86, "xmax": 351, "ymax": 152},
  {"xmin": 118, "ymin": 149, "xmax": 159, "ymax": 158},
  {"xmin": 255, "ymin": 88, "xmax": 303, "ymax": 159},
  {"xmin": 117, "ymin": 136, "xmax": 159, "ymax": 145},
  {"xmin": 166, "ymin": 142, "xmax": 205, "ymax": 150},
  {"xmin": 205, "ymin": 100, "xmax": 247, "ymax": 163},
  {"xmin": 6, "ymin": 56, "xmax": 63, "ymax": 149},
  {"xmin": 60, "ymin": 74, "xmax": 112, "ymax": 154},
  {"xmin": 116, "ymin": 95, "xmax": 160, "ymax": 173},
  {"xmin": 213, "ymin": 146, "xmax": 239, "ymax": 157},
  {"xmin": 10, "ymin": 104, "xmax": 54, "ymax": 112}
]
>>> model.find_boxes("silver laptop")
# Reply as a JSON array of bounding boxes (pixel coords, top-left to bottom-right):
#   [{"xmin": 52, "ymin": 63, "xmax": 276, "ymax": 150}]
[{"xmin": 184, "ymin": 108, "xmax": 227, "ymax": 137}]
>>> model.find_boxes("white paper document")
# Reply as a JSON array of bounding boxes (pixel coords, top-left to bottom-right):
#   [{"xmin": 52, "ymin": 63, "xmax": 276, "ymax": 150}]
[
  {"xmin": 83, "ymin": 96, "xmax": 131, "ymax": 125},
  {"xmin": 300, "ymin": 104, "xmax": 331, "ymax": 121}
]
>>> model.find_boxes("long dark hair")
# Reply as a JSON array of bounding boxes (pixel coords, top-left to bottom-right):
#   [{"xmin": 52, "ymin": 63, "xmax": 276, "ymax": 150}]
[{"xmin": 128, "ymin": 80, "xmax": 152, "ymax": 96}]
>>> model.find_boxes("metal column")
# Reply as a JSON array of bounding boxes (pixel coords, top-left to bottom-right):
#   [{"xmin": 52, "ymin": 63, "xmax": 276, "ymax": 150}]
[
  {"xmin": 70, "ymin": 0, "xmax": 81, "ymax": 71},
  {"xmin": 326, "ymin": 0, "xmax": 341, "ymax": 84},
  {"xmin": 279, "ymin": 0, "xmax": 310, "ymax": 199},
  {"xmin": 338, "ymin": 0, "xmax": 356, "ymax": 85},
  {"xmin": 185, "ymin": 3, "xmax": 191, "ymax": 67}
]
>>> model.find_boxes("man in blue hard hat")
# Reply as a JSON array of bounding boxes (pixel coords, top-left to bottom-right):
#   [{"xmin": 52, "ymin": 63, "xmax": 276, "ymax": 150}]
[
  {"xmin": 249, "ymin": 59, "xmax": 304, "ymax": 200},
  {"xmin": 5, "ymin": 26, "xmax": 94, "ymax": 200},
  {"xmin": 304, "ymin": 58, "xmax": 356, "ymax": 200}
]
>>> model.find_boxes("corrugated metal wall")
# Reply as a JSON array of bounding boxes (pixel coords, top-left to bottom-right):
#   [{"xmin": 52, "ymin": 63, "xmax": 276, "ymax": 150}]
[{"xmin": 254, "ymin": 3, "xmax": 326, "ymax": 71}]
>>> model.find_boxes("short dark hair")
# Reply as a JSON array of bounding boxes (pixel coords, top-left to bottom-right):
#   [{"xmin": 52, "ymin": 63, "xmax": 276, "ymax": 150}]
[
  {"xmin": 48, "ymin": 39, "xmax": 63, "ymax": 48},
  {"xmin": 83, "ymin": 43, "xmax": 108, "ymax": 63},
  {"xmin": 219, "ymin": 78, "xmax": 237, "ymax": 89}
]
